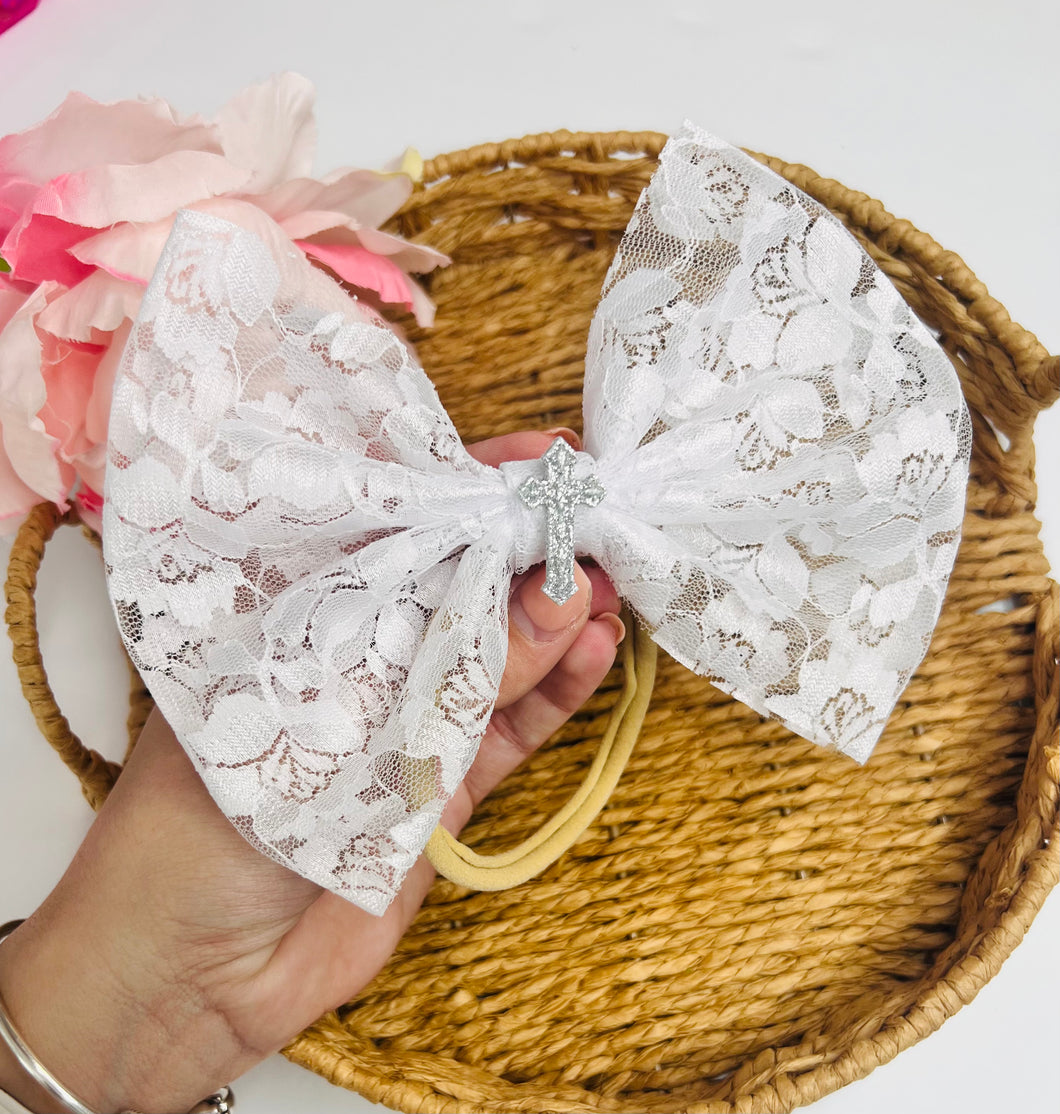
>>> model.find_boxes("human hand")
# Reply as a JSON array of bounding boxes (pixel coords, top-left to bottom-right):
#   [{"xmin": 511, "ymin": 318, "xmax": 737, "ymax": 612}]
[{"xmin": 0, "ymin": 429, "xmax": 624, "ymax": 1114}]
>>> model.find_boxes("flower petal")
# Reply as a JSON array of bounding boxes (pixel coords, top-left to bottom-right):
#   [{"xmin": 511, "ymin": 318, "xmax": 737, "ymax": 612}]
[
  {"xmin": 24, "ymin": 150, "xmax": 250, "ymax": 228},
  {"xmin": 277, "ymin": 208, "xmax": 359, "ymax": 241},
  {"xmin": 1, "ymin": 215, "xmax": 93, "ymax": 286},
  {"xmin": 346, "ymin": 225, "xmax": 449, "ymax": 272},
  {"xmin": 255, "ymin": 167, "xmax": 412, "ymax": 229},
  {"xmin": 74, "ymin": 485, "xmax": 103, "ymax": 534},
  {"xmin": 405, "ymin": 276, "xmax": 436, "ymax": 329},
  {"xmin": 40, "ymin": 339, "xmax": 100, "ymax": 461},
  {"xmin": 0, "ymin": 441, "xmax": 41, "ymax": 523},
  {"xmin": 215, "ymin": 72, "xmax": 317, "ymax": 191},
  {"xmin": 71, "ymin": 216, "xmax": 175, "ymax": 284},
  {"xmin": 297, "ymin": 240, "xmax": 412, "ymax": 307},
  {"xmin": 0, "ymin": 282, "xmax": 68, "ymax": 503},
  {"xmin": 2, "ymin": 151, "xmax": 250, "ymax": 281},
  {"xmin": 379, "ymin": 147, "xmax": 424, "ymax": 182},
  {"xmin": 0, "ymin": 90, "xmax": 222, "ymax": 181},
  {"xmin": 0, "ymin": 287, "xmax": 25, "ymax": 331},
  {"xmin": 35, "ymin": 271, "xmax": 142, "ymax": 341},
  {"xmin": 0, "ymin": 176, "xmax": 38, "ymax": 242},
  {"xmin": 85, "ymin": 318, "xmax": 132, "ymax": 451},
  {"xmin": 0, "ymin": 269, "xmax": 37, "ymax": 296},
  {"xmin": 72, "ymin": 197, "xmax": 284, "ymax": 285}
]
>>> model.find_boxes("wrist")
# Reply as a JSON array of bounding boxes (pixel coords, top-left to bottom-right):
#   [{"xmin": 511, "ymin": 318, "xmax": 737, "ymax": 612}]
[
  {"xmin": 0, "ymin": 982, "xmax": 65, "ymax": 1114},
  {"xmin": 0, "ymin": 912, "xmax": 242, "ymax": 1114}
]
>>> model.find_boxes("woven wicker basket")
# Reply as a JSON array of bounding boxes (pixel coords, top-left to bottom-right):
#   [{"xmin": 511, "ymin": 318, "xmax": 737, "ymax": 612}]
[{"xmin": 5, "ymin": 130, "xmax": 1059, "ymax": 1114}]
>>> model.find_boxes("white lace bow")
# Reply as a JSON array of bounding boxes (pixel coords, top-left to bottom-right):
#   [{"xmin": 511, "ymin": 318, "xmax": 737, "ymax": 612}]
[{"xmin": 102, "ymin": 124, "xmax": 971, "ymax": 914}]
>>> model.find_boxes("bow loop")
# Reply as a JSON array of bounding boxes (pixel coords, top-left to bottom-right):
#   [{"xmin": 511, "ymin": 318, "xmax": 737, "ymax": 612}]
[
  {"xmin": 104, "ymin": 205, "xmax": 519, "ymax": 914},
  {"xmin": 579, "ymin": 124, "xmax": 970, "ymax": 760}
]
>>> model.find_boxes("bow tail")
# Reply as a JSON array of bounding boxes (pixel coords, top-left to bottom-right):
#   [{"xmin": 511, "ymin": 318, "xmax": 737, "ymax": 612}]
[{"xmin": 579, "ymin": 123, "xmax": 969, "ymax": 763}]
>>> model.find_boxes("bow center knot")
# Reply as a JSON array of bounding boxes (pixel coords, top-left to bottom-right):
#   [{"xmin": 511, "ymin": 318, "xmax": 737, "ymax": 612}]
[{"xmin": 500, "ymin": 439, "xmax": 605, "ymax": 604}]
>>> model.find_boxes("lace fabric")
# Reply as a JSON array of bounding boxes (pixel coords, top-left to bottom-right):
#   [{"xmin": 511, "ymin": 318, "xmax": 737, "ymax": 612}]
[{"xmin": 102, "ymin": 124, "xmax": 970, "ymax": 913}]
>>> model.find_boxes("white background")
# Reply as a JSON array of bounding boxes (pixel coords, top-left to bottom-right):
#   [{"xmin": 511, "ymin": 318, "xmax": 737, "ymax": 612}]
[{"xmin": 0, "ymin": 1, "xmax": 1056, "ymax": 1111}]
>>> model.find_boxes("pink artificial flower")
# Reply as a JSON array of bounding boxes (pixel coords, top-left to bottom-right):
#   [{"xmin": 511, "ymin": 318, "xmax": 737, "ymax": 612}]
[
  {"xmin": 0, "ymin": 73, "xmax": 448, "ymax": 531},
  {"xmin": 0, "ymin": 0, "xmax": 40, "ymax": 36}
]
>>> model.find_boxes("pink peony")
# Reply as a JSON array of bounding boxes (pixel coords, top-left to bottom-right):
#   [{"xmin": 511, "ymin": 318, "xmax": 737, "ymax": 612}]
[{"xmin": 0, "ymin": 73, "xmax": 447, "ymax": 532}]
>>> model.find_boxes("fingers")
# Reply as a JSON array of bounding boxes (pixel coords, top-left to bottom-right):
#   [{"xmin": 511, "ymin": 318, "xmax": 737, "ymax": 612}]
[
  {"xmin": 446, "ymin": 607, "xmax": 624, "ymax": 828},
  {"xmin": 583, "ymin": 562, "xmax": 621, "ymax": 619},
  {"xmin": 452, "ymin": 424, "xmax": 624, "ymax": 817},
  {"xmin": 262, "ymin": 596, "xmax": 627, "ymax": 1019},
  {"xmin": 271, "ymin": 427, "xmax": 625, "ymax": 1005}
]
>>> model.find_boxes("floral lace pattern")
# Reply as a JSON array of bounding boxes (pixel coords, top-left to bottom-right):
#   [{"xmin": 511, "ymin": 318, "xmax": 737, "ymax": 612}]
[{"xmin": 103, "ymin": 126, "xmax": 970, "ymax": 913}]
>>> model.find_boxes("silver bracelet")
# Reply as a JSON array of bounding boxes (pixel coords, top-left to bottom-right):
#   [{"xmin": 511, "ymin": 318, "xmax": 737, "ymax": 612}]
[{"xmin": 0, "ymin": 919, "xmax": 235, "ymax": 1114}]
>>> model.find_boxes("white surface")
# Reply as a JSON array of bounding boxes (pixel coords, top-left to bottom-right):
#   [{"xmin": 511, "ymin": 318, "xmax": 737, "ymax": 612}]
[{"xmin": 0, "ymin": 1, "xmax": 1056, "ymax": 1112}]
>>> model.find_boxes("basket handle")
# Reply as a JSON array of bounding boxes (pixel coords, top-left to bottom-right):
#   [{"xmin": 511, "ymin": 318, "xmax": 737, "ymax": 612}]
[
  {"xmin": 425, "ymin": 612, "xmax": 657, "ymax": 889},
  {"xmin": 4, "ymin": 503, "xmax": 134, "ymax": 811}
]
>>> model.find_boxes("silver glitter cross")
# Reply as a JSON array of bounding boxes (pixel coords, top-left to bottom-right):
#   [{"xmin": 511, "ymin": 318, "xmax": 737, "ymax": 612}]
[{"xmin": 518, "ymin": 439, "xmax": 605, "ymax": 605}]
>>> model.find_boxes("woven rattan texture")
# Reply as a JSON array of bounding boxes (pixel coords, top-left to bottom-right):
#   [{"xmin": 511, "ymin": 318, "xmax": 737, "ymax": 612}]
[{"xmin": 5, "ymin": 130, "xmax": 1058, "ymax": 1113}]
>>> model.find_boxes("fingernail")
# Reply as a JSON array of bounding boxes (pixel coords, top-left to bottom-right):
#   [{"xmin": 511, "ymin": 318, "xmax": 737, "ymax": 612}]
[
  {"xmin": 597, "ymin": 612, "xmax": 625, "ymax": 647},
  {"xmin": 511, "ymin": 562, "xmax": 590, "ymax": 642},
  {"xmin": 544, "ymin": 427, "xmax": 582, "ymax": 451}
]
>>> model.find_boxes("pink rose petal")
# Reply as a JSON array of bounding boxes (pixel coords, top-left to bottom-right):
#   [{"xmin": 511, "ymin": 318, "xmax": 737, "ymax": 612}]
[
  {"xmin": 0, "ymin": 286, "xmax": 25, "ymax": 331},
  {"xmin": 72, "ymin": 197, "xmax": 285, "ymax": 285},
  {"xmin": 0, "ymin": 270, "xmax": 36, "ymax": 295},
  {"xmin": 40, "ymin": 339, "xmax": 101, "ymax": 461},
  {"xmin": 23, "ymin": 149, "xmax": 251, "ymax": 228},
  {"xmin": 216, "ymin": 73, "xmax": 317, "ymax": 191},
  {"xmin": 74, "ymin": 487, "xmax": 104, "ymax": 534},
  {"xmin": 353, "ymin": 225, "xmax": 449, "ymax": 272},
  {"xmin": 0, "ymin": 75, "xmax": 452, "ymax": 522},
  {"xmin": 313, "ymin": 223, "xmax": 448, "ymax": 274},
  {"xmin": 72, "ymin": 446, "xmax": 106, "ymax": 497},
  {"xmin": 2, "ymin": 214, "xmax": 94, "ymax": 286},
  {"xmin": 296, "ymin": 240, "xmax": 413, "ymax": 308},
  {"xmin": 3, "ymin": 151, "xmax": 250, "ymax": 281},
  {"xmin": 405, "ymin": 277, "xmax": 437, "ymax": 329},
  {"xmin": 77, "ymin": 484, "xmax": 103, "ymax": 514},
  {"xmin": 0, "ymin": 283, "xmax": 68, "ymax": 504},
  {"xmin": 0, "ymin": 176, "xmax": 38, "ymax": 240},
  {"xmin": 0, "ymin": 91, "xmax": 222, "ymax": 185},
  {"xmin": 315, "ymin": 169, "xmax": 414, "ymax": 229},
  {"xmin": 36, "ymin": 271, "xmax": 142, "ymax": 341},
  {"xmin": 0, "ymin": 1, "xmax": 41, "ymax": 37},
  {"xmin": 84, "ymin": 318, "xmax": 131, "ymax": 449},
  {"xmin": 0, "ymin": 444, "xmax": 41, "ymax": 522},
  {"xmin": 276, "ymin": 207, "xmax": 359, "ymax": 241},
  {"xmin": 71, "ymin": 217, "xmax": 175, "ymax": 285},
  {"xmin": 74, "ymin": 485, "xmax": 103, "ymax": 534},
  {"xmin": 255, "ymin": 167, "xmax": 412, "ymax": 229}
]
